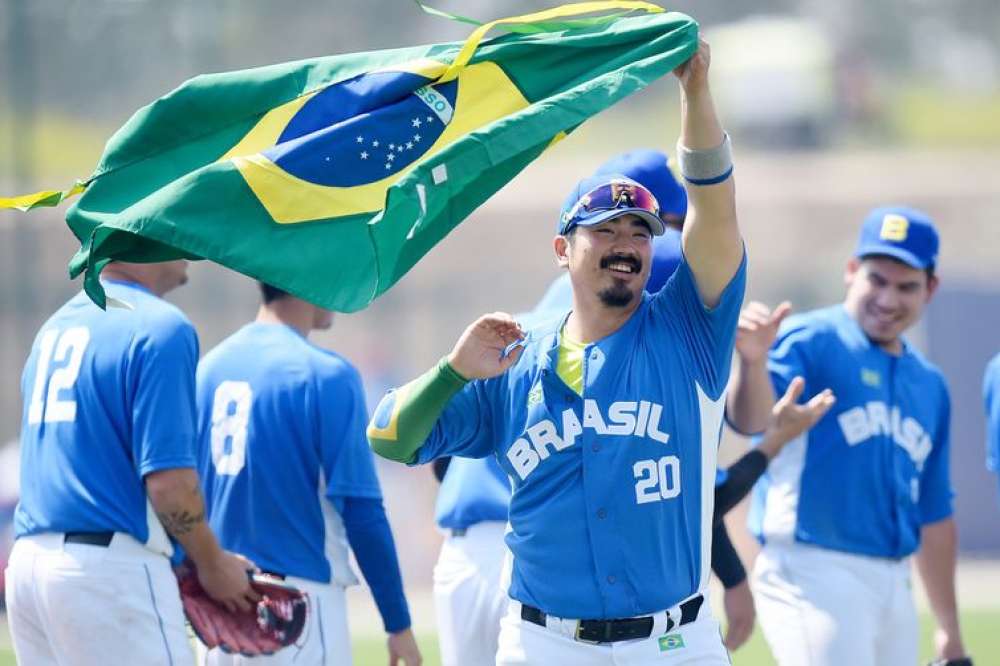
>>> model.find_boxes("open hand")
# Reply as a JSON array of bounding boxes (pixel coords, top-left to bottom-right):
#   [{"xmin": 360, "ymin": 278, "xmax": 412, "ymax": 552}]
[
  {"xmin": 447, "ymin": 312, "xmax": 525, "ymax": 380},
  {"xmin": 759, "ymin": 377, "xmax": 835, "ymax": 459},
  {"xmin": 736, "ymin": 301, "xmax": 792, "ymax": 365}
]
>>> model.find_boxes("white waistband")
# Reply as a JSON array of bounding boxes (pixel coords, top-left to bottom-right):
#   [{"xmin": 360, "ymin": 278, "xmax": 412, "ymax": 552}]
[
  {"xmin": 15, "ymin": 531, "xmax": 169, "ymax": 562},
  {"xmin": 763, "ymin": 541, "xmax": 910, "ymax": 570}
]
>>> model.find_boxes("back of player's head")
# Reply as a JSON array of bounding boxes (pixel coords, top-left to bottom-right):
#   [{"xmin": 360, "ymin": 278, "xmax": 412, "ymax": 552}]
[
  {"xmin": 594, "ymin": 149, "xmax": 688, "ymax": 224},
  {"xmin": 258, "ymin": 281, "xmax": 290, "ymax": 303}
]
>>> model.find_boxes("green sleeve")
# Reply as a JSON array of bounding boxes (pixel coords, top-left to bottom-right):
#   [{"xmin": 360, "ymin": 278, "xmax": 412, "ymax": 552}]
[{"xmin": 367, "ymin": 357, "xmax": 469, "ymax": 463}]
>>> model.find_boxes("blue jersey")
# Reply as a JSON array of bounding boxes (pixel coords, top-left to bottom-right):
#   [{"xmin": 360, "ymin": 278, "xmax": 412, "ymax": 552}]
[
  {"xmin": 196, "ymin": 323, "xmax": 383, "ymax": 584},
  {"xmin": 749, "ymin": 305, "xmax": 953, "ymax": 559},
  {"xmin": 16, "ymin": 281, "xmax": 197, "ymax": 551},
  {"xmin": 435, "ymin": 456, "xmax": 511, "ymax": 530},
  {"xmin": 984, "ymin": 353, "xmax": 1000, "ymax": 494},
  {"xmin": 413, "ymin": 256, "xmax": 746, "ymax": 619}
]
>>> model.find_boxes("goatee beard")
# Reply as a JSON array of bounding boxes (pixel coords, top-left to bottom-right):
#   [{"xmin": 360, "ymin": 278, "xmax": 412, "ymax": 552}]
[{"xmin": 598, "ymin": 282, "xmax": 634, "ymax": 308}]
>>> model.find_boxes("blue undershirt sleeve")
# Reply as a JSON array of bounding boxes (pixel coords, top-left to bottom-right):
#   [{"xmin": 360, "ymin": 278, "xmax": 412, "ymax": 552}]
[{"xmin": 335, "ymin": 495, "xmax": 411, "ymax": 633}]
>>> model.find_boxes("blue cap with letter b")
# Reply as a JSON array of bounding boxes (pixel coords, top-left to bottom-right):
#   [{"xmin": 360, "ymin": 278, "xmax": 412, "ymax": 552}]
[{"xmin": 855, "ymin": 205, "xmax": 939, "ymax": 270}]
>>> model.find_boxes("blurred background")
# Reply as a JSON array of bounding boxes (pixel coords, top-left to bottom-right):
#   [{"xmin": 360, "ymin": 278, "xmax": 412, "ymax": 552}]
[{"xmin": 1, "ymin": 0, "xmax": 999, "ymax": 663}]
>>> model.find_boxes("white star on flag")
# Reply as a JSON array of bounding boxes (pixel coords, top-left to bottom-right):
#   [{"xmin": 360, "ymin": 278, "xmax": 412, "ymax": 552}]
[
  {"xmin": 389, "ymin": 143, "xmax": 395, "ymax": 150},
  {"xmin": 426, "ymin": 115, "xmax": 433, "ymax": 122},
  {"xmin": 413, "ymin": 134, "xmax": 421, "ymax": 142},
  {"xmin": 405, "ymin": 142, "xmax": 413, "ymax": 150},
  {"xmin": 388, "ymin": 154, "xmax": 395, "ymax": 162},
  {"xmin": 412, "ymin": 118, "xmax": 422, "ymax": 128},
  {"xmin": 356, "ymin": 136, "xmax": 364, "ymax": 143},
  {"xmin": 372, "ymin": 140, "xmax": 380, "ymax": 147},
  {"xmin": 385, "ymin": 163, "xmax": 391, "ymax": 169},
  {"xmin": 360, "ymin": 151, "xmax": 368, "ymax": 160},
  {"xmin": 396, "ymin": 146, "xmax": 404, "ymax": 153}
]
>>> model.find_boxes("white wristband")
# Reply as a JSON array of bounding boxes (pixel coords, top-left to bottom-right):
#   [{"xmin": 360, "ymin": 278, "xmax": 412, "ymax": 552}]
[{"xmin": 676, "ymin": 133, "xmax": 733, "ymax": 186}]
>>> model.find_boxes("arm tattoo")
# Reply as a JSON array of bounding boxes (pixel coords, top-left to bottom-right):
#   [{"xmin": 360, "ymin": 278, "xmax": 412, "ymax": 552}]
[{"xmin": 157, "ymin": 508, "xmax": 205, "ymax": 536}]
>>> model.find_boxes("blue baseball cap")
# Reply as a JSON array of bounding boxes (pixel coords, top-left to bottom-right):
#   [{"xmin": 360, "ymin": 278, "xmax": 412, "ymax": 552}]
[
  {"xmin": 855, "ymin": 205, "xmax": 939, "ymax": 270},
  {"xmin": 595, "ymin": 149, "xmax": 688, "ymax": 222},
  {"xmin": 557, "ymin": 174, "xmax": 665, "ymax": 237}
]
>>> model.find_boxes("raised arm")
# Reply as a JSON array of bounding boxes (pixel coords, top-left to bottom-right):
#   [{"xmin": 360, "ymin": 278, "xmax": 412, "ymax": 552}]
[
  {"xmin": 727, "ymin": 301, "xmax": 792, "ymax": 434},
  {"xmin": 675, "ymin": 39, "xmax": 743, "ymax": 307}
]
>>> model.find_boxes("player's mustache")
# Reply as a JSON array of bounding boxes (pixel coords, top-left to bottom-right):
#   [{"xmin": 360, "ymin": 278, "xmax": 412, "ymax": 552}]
[{"xmin": 599, "ymin": 253, "xmax": 642, "ymax": 273}]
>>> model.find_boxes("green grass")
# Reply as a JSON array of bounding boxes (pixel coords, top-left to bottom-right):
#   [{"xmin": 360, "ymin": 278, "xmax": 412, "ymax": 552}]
[{"xmin": 3, "ymin": 611, "xmax": 997, "ymax": 665}]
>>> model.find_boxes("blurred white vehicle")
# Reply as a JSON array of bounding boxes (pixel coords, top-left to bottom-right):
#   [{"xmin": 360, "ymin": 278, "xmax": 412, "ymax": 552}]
[{"xmin": 709, "ymin": 17, "xmax": 836, "ymax": 147}]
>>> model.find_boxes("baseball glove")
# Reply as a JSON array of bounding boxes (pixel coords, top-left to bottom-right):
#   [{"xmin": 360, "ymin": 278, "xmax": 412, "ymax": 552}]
[{"xmin": 175, "ymin": 560, "xmax": 308, "ymax": 656}]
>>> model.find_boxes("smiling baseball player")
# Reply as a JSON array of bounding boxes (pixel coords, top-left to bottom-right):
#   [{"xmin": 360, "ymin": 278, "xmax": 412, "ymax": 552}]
[
  {"xmin": 737, "ymin": 207, "xmax": 972, "ymax": 665},
  {"xmin": 369, "ymin": 41, "xmax": 750, "ymax": 664},
  {"xmin": 430, "ymin": 148, "xmax": 692, "ymax": 666}
]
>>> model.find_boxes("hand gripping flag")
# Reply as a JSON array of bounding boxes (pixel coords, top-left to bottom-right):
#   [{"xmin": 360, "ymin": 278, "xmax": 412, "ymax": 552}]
[{"xmin": 1, "ymin": 1, "xmax": 698, "ymax": 311}]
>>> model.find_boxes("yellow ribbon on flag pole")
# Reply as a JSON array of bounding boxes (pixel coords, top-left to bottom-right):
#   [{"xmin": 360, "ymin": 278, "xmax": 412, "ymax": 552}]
[
  {"xmin": 0, "ymin": 181, "xmax": 87, "ymax": 212},
  {"xmin": 438, "ymin": 1, "xmax": 664, "ymax": 83}
]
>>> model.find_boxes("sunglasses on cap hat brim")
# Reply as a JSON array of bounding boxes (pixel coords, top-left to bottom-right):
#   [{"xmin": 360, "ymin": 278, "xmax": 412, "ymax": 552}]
[{"xmin": 561, "ymin": 181, "xmax": 664, "ymax": 235}]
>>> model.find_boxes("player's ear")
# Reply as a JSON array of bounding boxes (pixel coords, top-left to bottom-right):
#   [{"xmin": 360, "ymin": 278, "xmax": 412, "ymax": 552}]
[
  {"xmin": 844, "ymin": 257, "xmax": 861, "ymax": 288},
  {"xmin": 925, "ymin": 272, "xmax": 940, "ymax": 301},
  {"xmin": 554, "ymin": 234, "xmax": 571, "ymax": 268}
]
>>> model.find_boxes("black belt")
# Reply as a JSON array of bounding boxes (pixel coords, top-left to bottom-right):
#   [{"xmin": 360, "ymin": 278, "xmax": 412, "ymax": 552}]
[
  {"xmin": 64, "ymin": 532, "xmax": 114, "ymax": 547},
  {"xmin": 521, "ymin": 594, "xmax": 704, "ymax": 644}
]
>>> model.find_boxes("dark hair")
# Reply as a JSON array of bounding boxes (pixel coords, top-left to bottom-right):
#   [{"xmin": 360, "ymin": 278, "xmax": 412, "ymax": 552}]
[
  {"xmin": 859, "ymin": 254, "xmax": 936, "ymax": 283},
  {"xmin": 258, "ymin": 281, "xmax": 290, "ymax": 303}
]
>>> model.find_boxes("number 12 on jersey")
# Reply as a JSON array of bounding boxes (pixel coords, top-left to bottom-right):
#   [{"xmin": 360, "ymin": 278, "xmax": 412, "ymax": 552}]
[
  {"xmin": 633, "ymin": 455, "xmax": 680, "ymax": 504},
  {"xmin": 27, "ymin": 327, "xmax": 91, "ymax": 425}
]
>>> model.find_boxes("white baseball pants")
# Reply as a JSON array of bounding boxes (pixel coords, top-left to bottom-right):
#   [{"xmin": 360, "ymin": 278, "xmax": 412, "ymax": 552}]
[
  {"xmin": 433, "ymin": 521, "xmax": 510, "ymax": 666},
  {"xmin": 5, "ymin": 532, "xmax": 194, "ymax": 666},
  {"xmin": 752, "ymin": 542, "xmax": 918, "ymax": 666}
]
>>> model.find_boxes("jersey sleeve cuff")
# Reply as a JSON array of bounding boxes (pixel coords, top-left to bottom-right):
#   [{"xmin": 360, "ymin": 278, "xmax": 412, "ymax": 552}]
[
  {"xmin": 919, "ymin": 506, "xmax": 954, "ymax": 525},
  {"xmin": 137, "ymin": 456, "xmax": 197, "ymax": 478}
]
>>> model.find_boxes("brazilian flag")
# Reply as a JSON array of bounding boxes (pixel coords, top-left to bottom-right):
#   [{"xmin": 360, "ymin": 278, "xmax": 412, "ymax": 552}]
[{"xmin": 2, "ymin": 1, "xmax": 698, "ymax": 311}]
